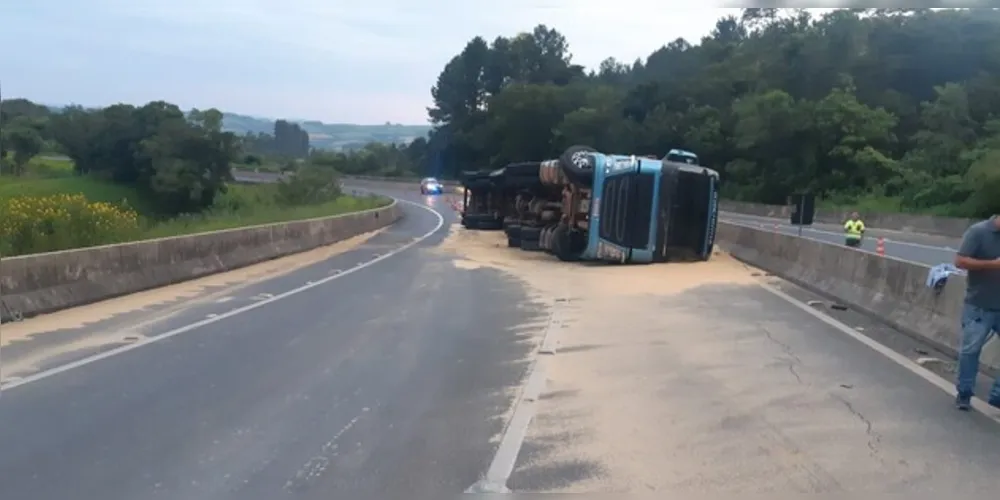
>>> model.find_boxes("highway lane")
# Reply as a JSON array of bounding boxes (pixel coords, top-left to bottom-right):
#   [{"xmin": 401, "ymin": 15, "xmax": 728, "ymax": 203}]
[
  {"xmin": 2, "ymin": 180, "xmax": 1000, "ymax": 495},
  {"xmin": 722, "ymin": 213, "xmax": 959, "ymax": 267},
  {"xmin": 0, "ymin": 190, "xmax": 534, "ymax": 499}
]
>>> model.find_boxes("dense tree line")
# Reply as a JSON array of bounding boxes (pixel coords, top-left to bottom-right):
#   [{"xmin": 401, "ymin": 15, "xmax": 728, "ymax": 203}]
[
  {"xmin": 1, "ymin": 98, "xmax": 238, "ymax": 215},
  {"xmin": 310, "ymin": 137, "xmax": 429, "ymax": 177},
  {"xmin": 242, "ymin": 119, "xmax": 311, "ymax": 158},
  {"xmin": 423, "ymin": 8, "xmax": 1000, "ymax": 217}
]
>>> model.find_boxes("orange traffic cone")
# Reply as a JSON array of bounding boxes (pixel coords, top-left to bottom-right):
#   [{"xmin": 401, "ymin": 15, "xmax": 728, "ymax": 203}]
[{"xmin": 876, "ymin": 238, "xmax": 885, "ymax": 256}]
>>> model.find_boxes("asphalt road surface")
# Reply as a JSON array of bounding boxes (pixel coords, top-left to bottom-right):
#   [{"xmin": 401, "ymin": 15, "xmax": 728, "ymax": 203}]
[
  {"xmin": 2, "ymin": 182, "xmax": 998, "ymax": 497},
  {"xmin": 722, "ymin": 213, "xmax": 959, "ymax": 266},
  {"xmin": 0, "ymin": 189, "xmax": 531, "ymax": 499}
]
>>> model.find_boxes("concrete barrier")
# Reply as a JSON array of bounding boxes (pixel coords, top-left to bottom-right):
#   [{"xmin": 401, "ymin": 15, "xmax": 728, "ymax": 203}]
[
  {"xmin": 0, "ymin": 201, "xmax": 403, "ymax": 322},
  {"xmin": 719, "ymin": 200, "xmax": 975, "ymax": 238},
  {"xmin": 716, "ymin": 221, "xmax": 1000, "ymax": 372}
]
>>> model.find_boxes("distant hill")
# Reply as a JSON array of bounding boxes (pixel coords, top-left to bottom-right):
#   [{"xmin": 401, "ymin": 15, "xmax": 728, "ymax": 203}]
[
  {"xmin": 38, "ymin": 104, "xmax": 431, "ymax": 151},
  {"xmin": 222, "ymin": 113, "xmax": 431, "ymax": 150}
]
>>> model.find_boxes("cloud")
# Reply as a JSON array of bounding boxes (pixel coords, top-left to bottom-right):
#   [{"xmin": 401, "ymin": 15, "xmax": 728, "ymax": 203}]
[{"xmin": 0, "ymin": 1, "xmax": 751, "ymax": 123}]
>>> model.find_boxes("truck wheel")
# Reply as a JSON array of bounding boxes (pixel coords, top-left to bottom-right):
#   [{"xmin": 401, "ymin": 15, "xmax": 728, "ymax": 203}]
[
  {"xmin": 559, "ymin": 145, "xmax": 598, "ymax": 186},
  {"xmin": 463, "ymin": 214, "xmax": 492, "ymax": 230},
  {"xmin": 520, "ymin": 226, "xmax": 542, "ymax": 242},
  {"xmin": 479, "ymin": 217, "xmax": 504, "ymax": 230},
  {"xmin": 552, "ymin": 224, "xmax": 584, "ymax": 262},
  {"xmin": 520, "ymin": 238, "xmax": 542, "ymax": 252}
]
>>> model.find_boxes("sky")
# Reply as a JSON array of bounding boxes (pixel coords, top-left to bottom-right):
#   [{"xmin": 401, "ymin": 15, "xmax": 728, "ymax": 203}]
[{"xmin": 0, "ymin": 1, "xmax": 978, "ymax": 125}]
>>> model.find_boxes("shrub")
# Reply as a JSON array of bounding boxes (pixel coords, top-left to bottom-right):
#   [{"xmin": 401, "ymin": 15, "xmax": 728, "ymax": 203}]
[
  {"xmin": 276, "ymin": 166, "xmax": 342, "ymax": 206},
  {"xmin": 0, "ymin": 193, "xmax": 140, "ymax": 256}
]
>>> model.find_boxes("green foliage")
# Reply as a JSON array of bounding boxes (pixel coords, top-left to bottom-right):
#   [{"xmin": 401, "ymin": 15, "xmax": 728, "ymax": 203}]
[
  {"xmin": 308, "ymin": 139, "xmax": 428, "ymax": 178},
  {"xmin": 424, "ymin": 8, "xmax": 1000, "ymax": 217},
  {"xmin": 240, "ymin": 119, "xmax": 311, "ymax": 158},
  {"xmin": 2, "ymin": 100, "xmax": 240, "ymax": 216},
  {"xmin": 141, "ymin": 186, "xmax": 388, "ymax": 240},
  {"xmin": 0, "ymin": 101, "xmax": 388, "ymax": 256},
  {"xmin": 276, "ymin": 165, "xmax": 342, "ymax": 206}
]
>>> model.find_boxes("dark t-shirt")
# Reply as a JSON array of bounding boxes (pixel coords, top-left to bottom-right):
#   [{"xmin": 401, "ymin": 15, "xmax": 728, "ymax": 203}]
[{"xmin": 957, "ymin": 217, "xmax": 1000, "ymax": 311}]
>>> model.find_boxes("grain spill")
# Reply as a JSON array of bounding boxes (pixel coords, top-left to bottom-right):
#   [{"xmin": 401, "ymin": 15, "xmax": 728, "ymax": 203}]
[{"xmin": 436, "ymin": 224, "xmax": 935, "ymax": 494}]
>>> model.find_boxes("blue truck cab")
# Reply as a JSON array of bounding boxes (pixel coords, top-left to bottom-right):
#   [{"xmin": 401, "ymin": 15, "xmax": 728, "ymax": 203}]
[{"xmin": 578, "ymin": 152, "xmax": 719, "ymax": 264}]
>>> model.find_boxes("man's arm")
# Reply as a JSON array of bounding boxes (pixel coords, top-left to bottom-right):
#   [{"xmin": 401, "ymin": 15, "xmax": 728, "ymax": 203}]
[{"xmin": 954, "ymin": 226, "xmax": 998, "ymax": 270}]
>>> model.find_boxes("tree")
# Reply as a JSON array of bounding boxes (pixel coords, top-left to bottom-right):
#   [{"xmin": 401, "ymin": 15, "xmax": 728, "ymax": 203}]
[
  {"xmin": 420, "ymin": 8, "xmax": 1000, "ymax": 217},
  {"xmin": 3, "ymin": 119, "xmax": 44, "ymax": 176}
]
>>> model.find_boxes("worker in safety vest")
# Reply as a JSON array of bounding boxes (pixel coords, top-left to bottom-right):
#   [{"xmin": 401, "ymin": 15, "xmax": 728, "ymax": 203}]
[{"xmin": 844, "ymin": 212, "xmax": 865, "ymax": 247}]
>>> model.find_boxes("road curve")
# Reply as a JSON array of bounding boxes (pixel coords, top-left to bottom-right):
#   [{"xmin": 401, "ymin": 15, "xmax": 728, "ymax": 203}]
[{"xmin": 0, "ymin": 189, "xmax": 533, "ymax": 499}]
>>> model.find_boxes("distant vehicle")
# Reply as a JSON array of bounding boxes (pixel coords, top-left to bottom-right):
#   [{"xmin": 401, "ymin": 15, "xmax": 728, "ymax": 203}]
[
  {"xmin": 664, "ymin": 148, "xmax": 699, "ymax": 165},
  {"xmin": 420, "ymin": 177, "xmax": 443, "ymax": 195}
]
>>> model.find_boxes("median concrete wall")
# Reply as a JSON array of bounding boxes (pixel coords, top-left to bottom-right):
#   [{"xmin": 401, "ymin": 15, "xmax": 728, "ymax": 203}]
[
  {"xmin": 719, "ymin": 200, "xmax": 976, "ymax": 238},
  {"xmin": 0, "ymin": 202, "xmax": 403, "ymax": 322},
  {"xmin": 716, "ymin": 221, "xmax": 1000, "ymax": 372}
]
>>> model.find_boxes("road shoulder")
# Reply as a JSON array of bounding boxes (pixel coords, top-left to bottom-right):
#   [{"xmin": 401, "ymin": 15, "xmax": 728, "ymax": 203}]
[{"xmin": 435, "ymin": 229, "xmax": 1000, "ymax": 494}]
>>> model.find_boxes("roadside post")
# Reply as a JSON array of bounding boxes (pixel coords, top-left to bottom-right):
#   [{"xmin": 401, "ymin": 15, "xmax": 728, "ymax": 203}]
[{"xmin": 789, "ymin": 192, "xmax": 816, "ymax": 238}]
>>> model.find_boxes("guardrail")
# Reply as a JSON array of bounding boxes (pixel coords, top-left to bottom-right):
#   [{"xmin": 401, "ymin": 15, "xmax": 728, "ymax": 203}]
[
  {"xmin": 0, "ymin": 201, "xmax": 402, "ymax": 322},
  {"xmin": 716, "ymin": 221, "xmax": 1000, "ymax": 372},
  {"xmin": 719, "ymin": 200, "xmax": 975, "ymax": 239}
]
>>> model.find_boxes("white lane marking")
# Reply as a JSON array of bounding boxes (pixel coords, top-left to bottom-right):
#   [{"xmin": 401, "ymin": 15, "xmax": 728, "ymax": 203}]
[
  {"xmin": 206, "ymin": 313, "xmax": 218, "ymax": 319},
  {"xmin": 722, "ymin": 213, "xmax": 956, "ymax": 252},
  {"xmin": 760, "ymin": 282, "xmax": 1000, "ymax": 424},
  {"xmin": 215, "ymin": 296, "xmax": 234, "ymax": 304},
  {"xmin": 1, "ymin": 200, "xmax": 445, "ymax": 393},
  {"xmin": 466, "ymin": 300, "xmax": 564, "ymax": 494}
]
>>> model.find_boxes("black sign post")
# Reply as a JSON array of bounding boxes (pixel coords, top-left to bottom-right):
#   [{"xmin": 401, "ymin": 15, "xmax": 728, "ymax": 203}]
[{"xmin": 789, "ymin": 192, "xmax": 816, "ymax": 238}]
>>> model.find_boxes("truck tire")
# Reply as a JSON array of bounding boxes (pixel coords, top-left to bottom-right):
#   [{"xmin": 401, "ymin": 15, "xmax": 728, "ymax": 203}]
[
  {"xmin": 478, "ymin": 217, "xmax": 504, "ymax": 230},
  {"xmin": 551, "ymin": 224, "xmax": 584, "ymax": 262},
  {"xmin": 462, "ymin": 214, "xmax": 492, "ymax": 230},
  {"xmin": 520, "ymin": 226, "xmax": 542, "ymax": 242},
  {"xmin": 520, "ymin": 238, "xmax": 542, "ymax": 252},
  {"xmin": 559, "ymin": 145, "xmax": 598, "ymax": 186}
]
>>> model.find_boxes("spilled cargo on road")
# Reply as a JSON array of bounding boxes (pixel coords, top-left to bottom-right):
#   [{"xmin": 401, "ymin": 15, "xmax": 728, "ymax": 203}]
[
  {"xmin": 458, "ymin": 146, "xmax": 720, "ymax": 265},
  {"xmin": 715, "ymin": 221, "xmax": 1000, "ymax": 373}
]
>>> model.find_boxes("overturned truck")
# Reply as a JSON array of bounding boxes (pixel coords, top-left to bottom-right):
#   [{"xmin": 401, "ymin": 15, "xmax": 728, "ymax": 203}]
[{"xmin": 462, "ymin": 145, "xmax": 720, "ymax": 264}]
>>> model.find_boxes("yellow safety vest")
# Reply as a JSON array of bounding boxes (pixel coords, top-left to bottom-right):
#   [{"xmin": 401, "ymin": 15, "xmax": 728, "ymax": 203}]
[{"xmin": 844, "ymin": 219, "xmax": 865, "ymax": 238}]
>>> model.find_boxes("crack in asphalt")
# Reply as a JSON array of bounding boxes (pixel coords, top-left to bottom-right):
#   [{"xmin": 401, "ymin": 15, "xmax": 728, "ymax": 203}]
[
  {"xmin": 760, "ymin": 324, "xmax": 805, "ymax": 384},
  {"xmin": 834, "ymin": 396, "xmax": 883, "ymax": 457}
]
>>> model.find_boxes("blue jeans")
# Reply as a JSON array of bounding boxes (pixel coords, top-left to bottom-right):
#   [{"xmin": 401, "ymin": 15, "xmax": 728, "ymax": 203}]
[{"xmin": 956, "ymin": 304, "xmax": 1000, "ymax": 401}]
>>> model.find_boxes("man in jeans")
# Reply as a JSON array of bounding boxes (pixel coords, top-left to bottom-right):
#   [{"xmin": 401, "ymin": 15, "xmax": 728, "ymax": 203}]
[{"xmin": 953, "ymin": 215, "xmax": 1000, "ymax": 410}]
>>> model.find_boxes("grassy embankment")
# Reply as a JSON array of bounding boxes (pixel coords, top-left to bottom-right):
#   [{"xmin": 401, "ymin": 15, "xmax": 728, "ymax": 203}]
[{"xmin": 0, "ymin": 157, "xmax": 388, "ymax": 257}]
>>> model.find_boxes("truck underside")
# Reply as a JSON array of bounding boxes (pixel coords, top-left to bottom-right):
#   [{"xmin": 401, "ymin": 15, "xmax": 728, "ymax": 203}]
[{"xmin": 459, "ymin": 146, "xmax": 718, "ymax": 264}]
